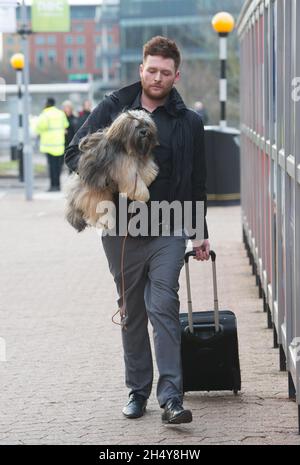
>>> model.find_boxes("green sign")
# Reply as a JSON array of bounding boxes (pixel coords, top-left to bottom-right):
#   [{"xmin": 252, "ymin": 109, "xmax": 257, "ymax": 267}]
[
  {"xmin": 68, "ymin": 74, "xmax": 89, "ymax": 82},
  {"xmin": 32, "ymin": 0, "xmax": 70, "ymax": 32}
]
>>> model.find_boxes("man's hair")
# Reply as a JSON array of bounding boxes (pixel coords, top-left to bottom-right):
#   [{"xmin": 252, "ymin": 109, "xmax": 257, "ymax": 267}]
[
  {"xmin": 46, "ymin": 97, "xmax": 55, "ymax": 107},
  {"xmin": 143, "ymin": 36, "xmax": 181, "ymax": 71},
  {"xmin": 62, "ymin": 100, "xmax": 73, "ymax": 108}
]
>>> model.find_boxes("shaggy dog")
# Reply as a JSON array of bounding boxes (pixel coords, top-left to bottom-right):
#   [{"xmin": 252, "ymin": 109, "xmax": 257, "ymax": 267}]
[{"xmin": 65, "ymin": 109, "xmax": 159, "ymax": 231}]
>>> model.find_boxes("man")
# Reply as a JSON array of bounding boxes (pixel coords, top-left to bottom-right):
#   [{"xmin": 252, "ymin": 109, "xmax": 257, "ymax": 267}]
[
  {"xmin": 194, "ymin": 101, "xmax": 209, "ymax": 125},
  {"xmin": 62, "ymin": 100, "xmax": 78, "ymax": 151},
  {"xmin": 36, "ymin": 97, "xmax": 69, "ymax": 192},
  {"xmin": 65, "ymin": 36, "xmax": 210, "ymax": 424},
  {"xmin": 76, "ymin": 99, "xmax": 92, "ymax": 130}
]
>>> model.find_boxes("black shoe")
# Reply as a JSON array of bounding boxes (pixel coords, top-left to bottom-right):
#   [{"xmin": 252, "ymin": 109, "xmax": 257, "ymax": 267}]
[
  {"xmin": 47, "ymin": 186, "xmax": 60, "ymax": 192},
  {"xmin": 161, "ymin": 398, "xmax": 192, "ymax": 424},
  {"xmin": 122, "ymin": 393, "xmax": 147, "ymax": 419}
]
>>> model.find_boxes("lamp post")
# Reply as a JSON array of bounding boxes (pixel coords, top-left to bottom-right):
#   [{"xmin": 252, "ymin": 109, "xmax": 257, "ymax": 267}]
[
  {"xmin": 19, "ymin": 0, "xmax": 33, "ymax": 200},
  {"xmin": 212, "ymin": 11, "xmax": 235, "ymax": 129},
  {"xmin": 10, "ymin": 52, "xmax": 25, "ymax": 182}
]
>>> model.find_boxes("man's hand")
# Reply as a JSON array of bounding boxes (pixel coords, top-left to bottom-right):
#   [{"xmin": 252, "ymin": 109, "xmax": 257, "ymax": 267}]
[{"xmin": 192, "ymin": 239, "xmax": 210, "ymax": 261}]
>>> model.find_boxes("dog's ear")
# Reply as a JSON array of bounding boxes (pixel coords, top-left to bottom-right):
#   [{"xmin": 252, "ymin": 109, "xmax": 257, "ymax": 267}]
[{"xmin": 78, "ymin": 132, "xmax": 111, "ymax": 190}]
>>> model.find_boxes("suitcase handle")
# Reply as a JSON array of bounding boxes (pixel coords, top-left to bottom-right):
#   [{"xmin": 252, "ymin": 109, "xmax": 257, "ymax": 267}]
[
  {"xmin": 183, "ymin": 323, "xmax": 224, "ymax": 346},
  {"xmin": 185, "ymin": 250, "xmax": 216, "ymax": 263},
  {"xmin": 184, "ymin": 249, "xmax": 220, "ymax": 334}
]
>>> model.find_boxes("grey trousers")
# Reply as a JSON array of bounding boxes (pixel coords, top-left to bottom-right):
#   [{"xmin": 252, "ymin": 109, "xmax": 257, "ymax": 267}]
[{"xmin": 101, "ymin": 233, "xmax": 187, "ymax": 407}]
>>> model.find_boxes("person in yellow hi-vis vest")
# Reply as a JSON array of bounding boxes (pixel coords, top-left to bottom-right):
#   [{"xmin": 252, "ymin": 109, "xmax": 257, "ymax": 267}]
[{"xmin": 36, "ymin": 97, "xmax": 69, "ymax": 192}]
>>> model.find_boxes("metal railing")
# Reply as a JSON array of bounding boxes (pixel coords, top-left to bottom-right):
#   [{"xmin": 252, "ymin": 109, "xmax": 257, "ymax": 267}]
[{"xmin": 237, "ymin": 0, "xmax": 300, "ymax": 433}]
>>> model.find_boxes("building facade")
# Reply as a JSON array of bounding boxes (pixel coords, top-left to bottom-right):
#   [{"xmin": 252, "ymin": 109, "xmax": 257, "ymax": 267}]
[{"xmin": 2, "ymin": 0, "xmax": 120, "ymax": 88}]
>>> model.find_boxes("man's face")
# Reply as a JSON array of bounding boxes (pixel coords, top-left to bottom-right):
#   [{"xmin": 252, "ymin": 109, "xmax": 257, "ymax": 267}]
[
  {"xmin": 63, "ymin": 105, "xmax": 73, "ymax": 116},
  {"xmin": 83, "ymin": 100, "xmax": 91, "ymax": 112},
  {"xmin": 139, "ymin": 55, "xmax": 180, "ymax": 100}
]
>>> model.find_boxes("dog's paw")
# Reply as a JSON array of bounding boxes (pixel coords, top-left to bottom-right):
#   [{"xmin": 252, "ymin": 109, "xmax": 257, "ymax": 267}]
[
  {"xmin": 142, "ymin": 160, "xmax": 159, "ymax": 186},
  {"xmin": 96, "ymin": 212, "xmax": 116, "ymax": 230},
  {"xmin": 133, "ymin": 187, "xmax": 150, "ymax": 202},
  {"xmin": 149, "ymin": 163, "xmax": 159, "ymax": 180}
]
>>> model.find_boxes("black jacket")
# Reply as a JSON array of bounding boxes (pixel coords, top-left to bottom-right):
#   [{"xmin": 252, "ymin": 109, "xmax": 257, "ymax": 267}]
[
  {"xmin": 65, "ymin": 114, "xmax": 78, "ymax": 149},
  {"xmin": 76, "ymin": 110, "xmax": 91, "ymax": 131},
  {"xmin": 64, "ymin": 81, "xmax": 208, "ymax": 239}
]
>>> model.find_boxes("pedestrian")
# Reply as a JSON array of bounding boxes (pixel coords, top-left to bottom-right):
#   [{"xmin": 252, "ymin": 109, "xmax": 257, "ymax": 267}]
[
  {"xmin": 76, "ymin": 99, "xmax": 92, "ymax": 130},
  {"xmin": 193, "ymin": 101, "xmax": 209, "ymax": 125},
  {"xmin": 36, "ymin": 97, "xmax": 69, "ymax": 192},
  {"xmin": 65, "ymin": 36, "xmax": 210, "ymax": 424},
  {"xmin": 62, "ymin": 100, "xmax": 78, "ymax": 151}
]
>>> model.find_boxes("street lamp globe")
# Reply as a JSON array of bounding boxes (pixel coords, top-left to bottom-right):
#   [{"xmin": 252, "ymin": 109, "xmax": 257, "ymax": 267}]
[
  {"xmin": 212, "ymin": 12, "xmax": 235, "ymax": 35},
  {"xmin": 10, "ymin": 53, "xmax": 25, "ymax": 71}
]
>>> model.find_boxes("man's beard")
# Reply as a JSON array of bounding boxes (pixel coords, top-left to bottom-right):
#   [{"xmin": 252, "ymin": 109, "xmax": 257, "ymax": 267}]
[{"xmin": 141, "ymin": 78, "xmax": 173, "ymax": 101}]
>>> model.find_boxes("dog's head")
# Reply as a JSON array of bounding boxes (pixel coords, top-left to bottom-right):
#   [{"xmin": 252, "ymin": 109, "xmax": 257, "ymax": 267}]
[
  {"xmin": 105, "ymin": 109, "xmax": 158, "ymax": 157},
  {"xmin": 77, "ymin": 110, "xmax": 158, "ymax": 190}
]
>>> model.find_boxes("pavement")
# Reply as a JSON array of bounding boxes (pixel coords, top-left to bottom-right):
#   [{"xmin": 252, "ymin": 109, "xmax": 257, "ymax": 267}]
[{"xmin": 0, "ymin": 174, "xmax": 299, "ymax": 445}]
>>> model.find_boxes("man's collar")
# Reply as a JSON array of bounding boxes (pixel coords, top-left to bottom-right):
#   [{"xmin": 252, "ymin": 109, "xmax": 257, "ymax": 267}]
[{"xmin": 131, "ymin": 89, "xmax": 179, "ymax": 117}]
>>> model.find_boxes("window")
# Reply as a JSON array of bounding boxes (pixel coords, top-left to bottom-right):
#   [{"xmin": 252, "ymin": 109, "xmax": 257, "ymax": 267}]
[
  {"xmin": 35, "ymin": 35, "xmax": 45, "ymax": 45},
  {"xmin": 65, "ymin": 35, "xmax": 73, "ymax": 45},
  {"xmin": 77, "ymin": 49, "xmax": 86, "ymax": 69},
  {"xmin": 76, "ymin": 35, "xmax": 85, "ymax": 45},
  {"xmin": 35, "ymin": 50, "xmax": 45, "ymax": 69},
  {"xmin": 6, "ymin": 36, "xmax": 14, "ymax": 45},
  {"xmin": 65, "ymin": 49, "xmax": 73, "ymax": 70},
  {"xmin": 95, "ymin": 35, "xmax": 101, "ymax": 44},
  {"xmin": 48, "ymin": 49, "xmax": 57, "ymax": 64},
  {"xmin": 108, "ymin": 57, "xmax": 119, "ymax": 79},
  {"xmin": 71, "ymin": 6, "xmax": 95, "ymax": 19}
]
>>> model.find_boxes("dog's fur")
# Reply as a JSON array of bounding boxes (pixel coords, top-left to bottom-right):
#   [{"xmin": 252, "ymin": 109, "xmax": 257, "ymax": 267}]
[{"xmin": 65, "ymin": 109, "xmax": 159, "ymax": 231}]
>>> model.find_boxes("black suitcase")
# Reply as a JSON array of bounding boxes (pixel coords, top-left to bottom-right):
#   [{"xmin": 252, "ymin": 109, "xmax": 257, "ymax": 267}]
[{"xmin": 180, "ymin": 250, "xmax": 241, "ymax": 394}]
